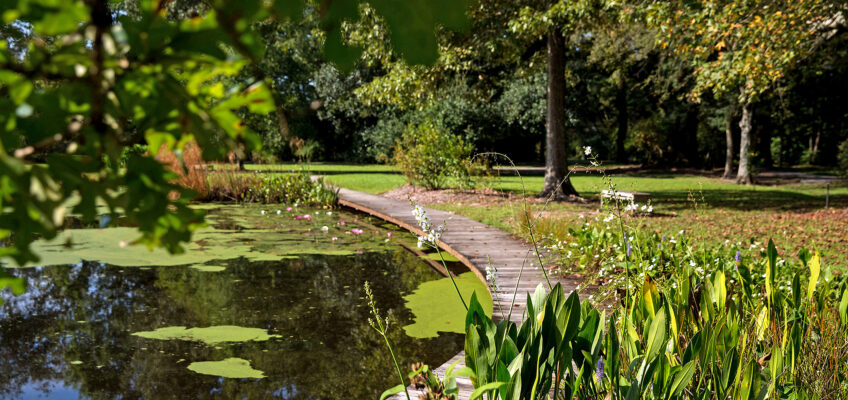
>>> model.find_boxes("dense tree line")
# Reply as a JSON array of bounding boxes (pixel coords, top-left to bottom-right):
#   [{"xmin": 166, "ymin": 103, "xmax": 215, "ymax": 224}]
[{"xmin": 222, "ymin": 0, "xmax": 847, "ymax": 184}]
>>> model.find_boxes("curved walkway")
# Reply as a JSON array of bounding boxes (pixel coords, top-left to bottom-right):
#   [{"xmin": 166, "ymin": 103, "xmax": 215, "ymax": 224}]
[{"xmin": 335, "ymin": 186, "xmax": 575, "ymax": 400}]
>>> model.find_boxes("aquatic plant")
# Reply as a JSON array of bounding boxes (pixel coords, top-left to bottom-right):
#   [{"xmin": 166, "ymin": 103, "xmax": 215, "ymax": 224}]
[
  {"xmin": 382, "ymin": 152, "xmax": 848, "ymax": 399},
  {"xmin": 366, "ymin": 281, "xmax": 411, "ymax": 400}
]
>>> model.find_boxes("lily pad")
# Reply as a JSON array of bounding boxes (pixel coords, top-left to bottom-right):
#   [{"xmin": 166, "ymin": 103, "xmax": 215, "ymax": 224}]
[
  {"xmin": 402, "ymin": 272, "xmax": 493, "ymax": 338},
  {"xmin": 187, "ymin": 358, "xmax": 265, "ymax": 379},
  {"xmin": 132, "ymin": 325, "xmax": 280, "ymax": 345}
]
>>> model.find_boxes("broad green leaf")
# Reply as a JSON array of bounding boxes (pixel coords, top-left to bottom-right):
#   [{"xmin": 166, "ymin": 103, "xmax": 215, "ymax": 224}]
[
  {"xmin": 666, "ymin": 361, "xmax": 696, "ymax": 399},
  {"xmin": 470, "ymin": 381, "xmax": 507, "ymax": 400},
  {"xmin": 379, "ymin": 384, "xmax": 405, "ymax": 400}
]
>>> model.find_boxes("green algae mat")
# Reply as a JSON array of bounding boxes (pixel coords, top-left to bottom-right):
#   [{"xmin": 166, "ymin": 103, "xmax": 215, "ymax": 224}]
[
  {"xmin": 188, "ymin": 358, "xmax": 266, "ymax": 379},
  {"xmin": 133, "ymin": 325, "xmax": 281, "ymax": 345},
  {"xmin": 402, "ymin": 272, "xmax": 493, "ymax": 338},
  {"xmin": 10, "ymin": 205, "xmax": 400, "ymax": 269}
]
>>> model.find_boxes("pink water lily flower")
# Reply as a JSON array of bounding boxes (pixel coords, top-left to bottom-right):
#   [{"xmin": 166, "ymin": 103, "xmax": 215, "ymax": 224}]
[
  {"xmin": 305, "ymin": 215, "xmax": 312, "ymax": 221},
  {"xmin": 339, "ymin": 221, "xmax": 345, "ymax": 226},
  {"xmin": 295, "ymin": 216, "xmax": 302, "ymax": 220},
  {"xmin": 286, "ymin": 207, "xmax": 293, "ymax": 211},
  {"xmin": 331, "ymin": 237, "xmax": 338, "ymax": 241},
  {"xmin": 387, "ymin": 232, "xmax": 393, "ymax": 238},
  {"xmin": 351, "ymin": 228, "xmax": 363, "ymax": 235}
]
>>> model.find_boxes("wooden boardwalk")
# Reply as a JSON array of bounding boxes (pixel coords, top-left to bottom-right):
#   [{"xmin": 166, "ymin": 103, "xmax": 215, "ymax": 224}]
[{"xmin": 334, "ymin": 187, "xmax": 576, "ymax": 400}]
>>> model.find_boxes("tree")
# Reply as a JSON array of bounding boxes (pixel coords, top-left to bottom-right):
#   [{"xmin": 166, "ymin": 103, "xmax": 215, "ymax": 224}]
[
  {"xmin": 650, "ymin": 0, "xmax": 841, "ymax": 184},
  {"xmin": 508, "ymin": 0, "xmax": 608, "ymax": 199},
  {"xmin": 0, "ymin": 0, "xmax": 468, "ymax": 266}
]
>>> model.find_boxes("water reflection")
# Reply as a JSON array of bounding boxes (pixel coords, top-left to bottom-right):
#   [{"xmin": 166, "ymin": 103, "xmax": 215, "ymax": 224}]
[{"xmin": 0, "ymin": 250, "xmax": 463, "ymax": 399}]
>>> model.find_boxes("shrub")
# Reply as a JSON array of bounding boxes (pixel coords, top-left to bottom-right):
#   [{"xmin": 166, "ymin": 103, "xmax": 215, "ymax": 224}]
[
  {"xmin": 392, "ymin": 120, "xmax": 484, "ymax": 190},
  {"xmin": 837, "ymin": 139, "xmax": 848, "ymax": 177},
  {"xmin": 245, "ymin": 173, "xmax": 338, "ymax": 206}
]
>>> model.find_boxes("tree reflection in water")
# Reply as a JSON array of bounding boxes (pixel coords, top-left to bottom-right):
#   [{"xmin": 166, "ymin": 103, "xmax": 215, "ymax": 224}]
[{"xmin": 0, "ymin": 249, "xmax": 463, "ymax": 399}]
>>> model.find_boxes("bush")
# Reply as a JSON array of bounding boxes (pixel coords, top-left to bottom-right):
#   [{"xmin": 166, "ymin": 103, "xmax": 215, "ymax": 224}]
[
  {"xmin": 200, "ymin": 171, "xmax": 338, "ymax": 207},
  {"xmin": 838, "ymin": 139, "xmax": 848, "ymax": 176},
  {"xmin": 245, "ymin": 173, "xmax": 338, "ymax": 206},
  {"xmin": 392, "ymin": 120, "xmax": 484, "ymax": 190}
]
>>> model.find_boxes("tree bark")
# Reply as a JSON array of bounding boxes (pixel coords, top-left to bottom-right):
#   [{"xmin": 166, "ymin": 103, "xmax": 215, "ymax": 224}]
[
  {"xmin": 810, "ymin": 129, "xmax": 821, "ymax": 164},
  {"xmin": 615, "ymin": 74, "xmax": 628, "ymax": 163},
  {"xmin": 722, "ymin": 105, "xmax": 735, "ymax": 179},
  {"xmin": 735, "ymin": 101, "xmax": 754, "ymax": 185},
  {"xmin": 540, "ymin": 30, "xmax": 579, "ymax": 199}
]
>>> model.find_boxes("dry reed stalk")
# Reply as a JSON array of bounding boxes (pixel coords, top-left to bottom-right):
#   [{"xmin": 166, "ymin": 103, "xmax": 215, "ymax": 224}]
[{"xmin": 155, "ymin": 141, "xmax": 209, "ymax": 200}]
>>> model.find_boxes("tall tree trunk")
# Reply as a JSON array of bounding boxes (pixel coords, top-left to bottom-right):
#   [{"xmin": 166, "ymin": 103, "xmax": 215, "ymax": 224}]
[
  {"xmin": 540, "ymin": 30, "xmax": 579, "ymax": 199},
  {"xmin": 722, "ymin": 105, "xmax": 735, "ymax": 179},
  {"xmin": 735, "ymin": 101, "xmax": 754, "ymax": 185},
  {"xmin": 682, "ymin": 105, "xmax": 700, "ymax": 166},
  {"xmin": 810, "ymin": 129, "xmax": 821, "ymax": 164},
  {"xmin": 615, "ymin": 74, "xmax": 628, "ymax": 163}
]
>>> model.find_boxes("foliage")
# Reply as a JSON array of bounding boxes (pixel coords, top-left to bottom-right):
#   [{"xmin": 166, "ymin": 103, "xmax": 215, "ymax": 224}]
[
  {"xmin": 459, "ymin": 240, "xmax": 848, "ymax": 399},
  {"xmin": 244, "ymin": 174, "xmax": 338, "ymax": 206},
  {"xmin": 648, "ymin": 0, "xmax": 835, "ymax": 104},
  {"xmin": 392, "ymin": 120, "xmax": 484, "ymax": 190},
  {"xmin": 838, "ymin": 139, "xmax": 848, "ymax": 177},
  {"xmin": 0, "ymin": 0, "xmax": 469, "ymax": 266}
]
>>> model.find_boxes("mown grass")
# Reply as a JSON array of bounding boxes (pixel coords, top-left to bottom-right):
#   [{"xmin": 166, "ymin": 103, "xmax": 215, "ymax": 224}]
[{"xmin": 241, "ymin": 163, "xmax": 848, "ymax": 269}]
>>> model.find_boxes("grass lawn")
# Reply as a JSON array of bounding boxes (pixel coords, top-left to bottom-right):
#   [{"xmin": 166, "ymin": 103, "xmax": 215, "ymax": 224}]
[{"xmin": 296, "ymin": 163, "xmax": 848, "ymax": 270}]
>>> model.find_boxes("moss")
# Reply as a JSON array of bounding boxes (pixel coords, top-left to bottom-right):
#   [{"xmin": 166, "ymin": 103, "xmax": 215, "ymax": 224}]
[
  {"xmin": 132, "ymin": 325, "xmax": 280, "ymax": 345},
  {"xmin": 402, "ymin": 272, "xmax": 493, "ymax": 338},
  {"xmin": 187, "ymin": 358, "xmax": 265, "ymax": 379}
]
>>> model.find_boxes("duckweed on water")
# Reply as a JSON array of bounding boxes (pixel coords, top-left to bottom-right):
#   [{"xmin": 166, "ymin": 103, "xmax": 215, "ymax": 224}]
[
  {"xmin": 187, "ymin": 358, "xmax": 265, "ymax": 379},
  {"xmin": 190, "ymin": 265, "xmax": 226, "ymax": 272},
  {"xmin": 10, "ymin": 205, "xmax": 396, "ymax": 269},
  {"xmin": 132, "ymin": 325, "xmax": 280, "ymax": 345},
  {"xmin": 421, "ymin": 252, "xmax": 460, "ymax": 262},
  {"xmin": 402, "ymin": 272, "xmax": 493, "ymax": 338}
]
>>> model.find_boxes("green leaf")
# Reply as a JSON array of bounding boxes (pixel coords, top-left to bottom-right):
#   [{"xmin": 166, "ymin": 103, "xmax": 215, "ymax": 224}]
[
  {"xmin": 839, "ymin": 286, "xmax": 848, "ymax": 325},
  {"xmin": 470, "ymin": 381, "xmax": 507, "ymax": 400},
  {"xmin": 666, "ymin": 361, "xmax": 696, "ymax": 399},
  {"xmin": 379, "ymin": 384, "xmax": 405, "ymax": 400},
  {"xmin": 644, "ymin": 308, "xmax": 667, "ymax": 362}
]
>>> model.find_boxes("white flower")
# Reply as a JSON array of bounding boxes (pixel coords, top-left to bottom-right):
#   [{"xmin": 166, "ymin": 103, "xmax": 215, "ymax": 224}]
[
  {"xmin": 276, "ymin": 210, "xmax": 281, "ymax": 215},
  {"xmin": 260, "ymin": 210, "xmax": 266, "ymax": 215},
  {"xmin": 321, "ymin": 226, "xmax": 329, "ymax": 232},
  {"xmin": 327, "ymin": 211, "xmax": 332, "ymax": 215},
  {"xmin": 583, "ymin": 146, "xmax": 592, "ymax": 156}
]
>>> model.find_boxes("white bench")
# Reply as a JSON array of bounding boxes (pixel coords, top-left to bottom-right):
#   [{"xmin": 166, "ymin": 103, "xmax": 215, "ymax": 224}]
[{"xmin": 600, "ymin": 189, "xmax": 652, "ymax": 208}]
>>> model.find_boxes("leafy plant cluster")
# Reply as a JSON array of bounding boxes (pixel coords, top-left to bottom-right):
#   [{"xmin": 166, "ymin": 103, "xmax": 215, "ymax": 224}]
[
  {"xmin": 244, "ymin": 174, "xmax": 338, "ymax": 206},
  {"xmin": 392, "ymin": 119, "xmax": 487, "ymax": 190},
  {"xmin": 376, "ymin": 202, "xmax": 848, "ymax": 399},
  {"xmin": 202, "ymin": 172, "xmax": 337, "ymax": 207}
]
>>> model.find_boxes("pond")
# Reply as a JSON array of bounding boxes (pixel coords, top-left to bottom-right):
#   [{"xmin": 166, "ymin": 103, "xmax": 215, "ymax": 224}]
[{"xmin": 0, "ymin": 205, "xmax": 492, "ymax": 399}]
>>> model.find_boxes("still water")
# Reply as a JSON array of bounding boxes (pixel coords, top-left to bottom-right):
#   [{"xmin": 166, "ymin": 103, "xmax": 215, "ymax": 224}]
[{"xmin": 0, "ymin": 206, "xmax": 476, "ymax": 399}]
